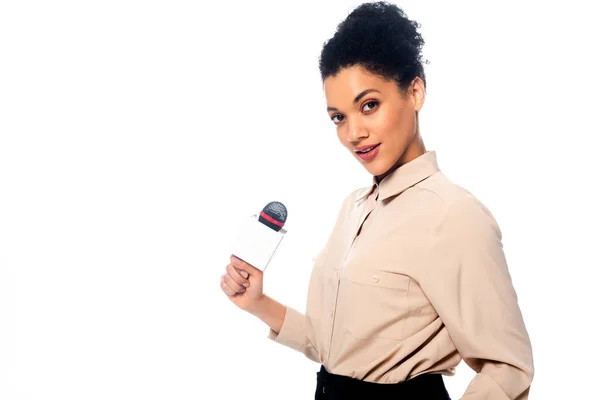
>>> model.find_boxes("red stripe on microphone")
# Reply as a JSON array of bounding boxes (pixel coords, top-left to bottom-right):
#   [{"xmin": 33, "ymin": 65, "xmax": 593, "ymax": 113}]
[{"xmin": 260, "ymin": 211, "xmax": 284, "ymax": 227}]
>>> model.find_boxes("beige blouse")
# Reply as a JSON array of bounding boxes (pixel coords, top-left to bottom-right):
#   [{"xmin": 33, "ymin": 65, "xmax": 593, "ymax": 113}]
[{"xmin": 268, "ymin": 151, "xmax": 534, "ymax": 399}]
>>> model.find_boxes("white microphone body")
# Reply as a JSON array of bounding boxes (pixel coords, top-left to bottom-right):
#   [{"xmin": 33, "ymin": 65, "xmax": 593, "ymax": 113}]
[{"xmin": 230, "ymin": 214, "xmax": 287, "ymax": 271}]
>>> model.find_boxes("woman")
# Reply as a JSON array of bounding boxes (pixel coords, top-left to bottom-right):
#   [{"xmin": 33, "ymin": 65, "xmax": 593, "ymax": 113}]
[{"xmin": 219, "ymin": 2, "xmax": 534, "ymax": 399}]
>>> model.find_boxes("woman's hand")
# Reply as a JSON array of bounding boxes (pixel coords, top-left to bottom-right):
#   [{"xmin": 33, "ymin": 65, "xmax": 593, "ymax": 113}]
[{"xmin": 220, "ymin": 255, "xmax": 264, "ymax": 313}]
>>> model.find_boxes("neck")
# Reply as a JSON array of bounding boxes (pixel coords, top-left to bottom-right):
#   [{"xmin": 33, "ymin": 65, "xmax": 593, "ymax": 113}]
[{"xmin": 376, "ymin": 130, "xmax": 426, "ymax": 183}]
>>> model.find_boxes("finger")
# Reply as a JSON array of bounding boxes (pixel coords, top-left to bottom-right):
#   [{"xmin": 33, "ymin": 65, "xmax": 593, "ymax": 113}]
[
  {"xmin": 223, "ymin": 272, "xmax": 246, "ymax": 293},
  {"xmin": 237, "ymin": 267, "xmax": 249, "ymax": 279},
  {"xmin": 230, "ymin": 255, "xmax": 261, "ymax": 276},
  {"xmin": 226, "ymin": 263, "xmax": 250, "ymax": 287},
  {"xmin": 220, "ymin": 275, "xmax": 236, "ymax": 296}
]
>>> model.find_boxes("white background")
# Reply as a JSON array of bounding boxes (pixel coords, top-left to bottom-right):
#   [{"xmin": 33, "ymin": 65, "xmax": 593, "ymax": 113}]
[{"xmin": 1, "ymin": 1, "xmax": 599, "ymax": 398}]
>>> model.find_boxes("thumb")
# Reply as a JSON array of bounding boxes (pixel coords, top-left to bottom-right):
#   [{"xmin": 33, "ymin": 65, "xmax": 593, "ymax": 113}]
[{"xmin": 230, "ymin": 255, "xmax": 261, "ymax": 277}]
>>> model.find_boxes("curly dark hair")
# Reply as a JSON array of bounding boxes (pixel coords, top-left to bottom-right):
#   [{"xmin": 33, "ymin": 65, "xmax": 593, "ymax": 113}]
[{"xmin": 319, "ymin": 1, "xmax": 427, "ymax": 92}]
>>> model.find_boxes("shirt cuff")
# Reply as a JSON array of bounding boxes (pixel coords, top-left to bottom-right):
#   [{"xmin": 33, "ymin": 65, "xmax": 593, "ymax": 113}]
[{"xmin": 460, "ymin": 372, "xmax": 513, "ymax": 400}]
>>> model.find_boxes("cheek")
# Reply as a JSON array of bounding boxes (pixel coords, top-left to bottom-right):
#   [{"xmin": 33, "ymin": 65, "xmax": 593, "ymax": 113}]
[
  {"xmin": 380, "ymin": 107, "xmax": 413, "ymax": 142},
  {"xmin": 373, "ymin": 110, "xmax": 403, "ymax": 143},
  {"xmin": 336, "ymin": 129, "xmax": 345, "ymax": 144}
]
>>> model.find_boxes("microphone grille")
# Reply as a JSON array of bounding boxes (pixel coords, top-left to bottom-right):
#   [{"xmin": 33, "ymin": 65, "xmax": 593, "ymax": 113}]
[{"xmin": 262, "ymin": 201, "xmax": 287, "ymax": 224}]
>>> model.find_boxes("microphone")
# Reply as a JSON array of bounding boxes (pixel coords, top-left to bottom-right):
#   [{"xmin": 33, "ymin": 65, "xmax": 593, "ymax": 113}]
[
  {"xmin": 230, "ymin": 201, "xmax": 288, "ymax": 271},
  {"xmin": 259, "ymin": 201, "xmax": 287, "ymax": 232}
]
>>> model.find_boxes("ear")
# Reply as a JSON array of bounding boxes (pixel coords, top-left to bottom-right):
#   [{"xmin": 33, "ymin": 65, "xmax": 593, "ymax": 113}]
[{"xmin": 409, "ymin": 76, "xmax": 426, "ymax": 112}]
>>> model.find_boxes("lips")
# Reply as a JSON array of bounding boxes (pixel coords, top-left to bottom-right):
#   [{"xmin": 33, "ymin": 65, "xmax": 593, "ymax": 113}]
[
  {"xmin": 354, "ymin": 143, "xmax": 381, "ymax": 162},
  {"xmin": 355, "ymin": 143, "xmax": 381, "ymax": 154}
]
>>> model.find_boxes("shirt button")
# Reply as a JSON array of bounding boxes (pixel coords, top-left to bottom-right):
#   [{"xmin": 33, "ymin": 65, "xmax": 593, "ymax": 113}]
[{"xmin": 372, "ymin": 275, "xmax": 379, "ymax": 283}]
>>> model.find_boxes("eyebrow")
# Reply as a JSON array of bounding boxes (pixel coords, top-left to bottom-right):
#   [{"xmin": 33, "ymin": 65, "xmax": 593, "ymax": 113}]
[{"xmin": 327, "ymin": 88, "xmax": 381, "ymax": 112}]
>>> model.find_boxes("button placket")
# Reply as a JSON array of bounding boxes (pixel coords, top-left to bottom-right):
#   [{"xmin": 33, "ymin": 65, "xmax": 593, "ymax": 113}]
[{"xmin": 325, "ymin": 191, "xmax": 378, "ymax": 364}]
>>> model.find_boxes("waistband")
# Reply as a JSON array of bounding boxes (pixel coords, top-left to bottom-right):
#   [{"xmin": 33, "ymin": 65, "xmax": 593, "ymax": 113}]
[{"xmin": 315, "ymin": 365, "xmax": 451, "ymax": 399}]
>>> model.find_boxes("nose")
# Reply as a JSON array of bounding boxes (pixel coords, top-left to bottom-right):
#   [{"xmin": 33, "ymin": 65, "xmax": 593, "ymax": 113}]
[{"xmin": 346, "ymin": 119, "xmax": 369, "ymax": 143}]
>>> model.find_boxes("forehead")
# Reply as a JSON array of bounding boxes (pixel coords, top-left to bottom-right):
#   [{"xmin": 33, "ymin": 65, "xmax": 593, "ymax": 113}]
[{"xmin": 324, "ymin": 65, "xmax": 397, "ymax": 104}]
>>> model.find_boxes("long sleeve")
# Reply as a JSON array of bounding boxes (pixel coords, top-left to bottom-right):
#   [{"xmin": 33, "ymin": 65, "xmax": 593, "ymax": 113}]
[
  {"xmin": 267, "ymin": 305, "xmax": 319, "ymax": 363},
  {"xmin": 420, "ymin": 195, "xmax": 534, "ymax": 400}
]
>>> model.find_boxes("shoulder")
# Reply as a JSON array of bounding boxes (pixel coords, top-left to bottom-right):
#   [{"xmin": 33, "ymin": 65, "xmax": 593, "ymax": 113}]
[
  {"xmin": 324, "ymin": 187, "xmax": 367, "ymax": 225},
  {"xmin": 416, "ymin": 172, "xmax": 502, "ymax": 240},
  {"xmin": 336, "ymin": 186, "xmax": 371, "ymax": 209}
]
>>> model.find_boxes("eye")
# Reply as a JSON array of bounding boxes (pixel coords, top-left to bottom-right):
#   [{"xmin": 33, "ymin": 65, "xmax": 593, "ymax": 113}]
[
  {"xmin": 331, "ymin": 114, "xmax": 344, "ymax": 125},
  {"xmin": 362, "ymin": 100, "xmax": 379, "ymax": 112}
]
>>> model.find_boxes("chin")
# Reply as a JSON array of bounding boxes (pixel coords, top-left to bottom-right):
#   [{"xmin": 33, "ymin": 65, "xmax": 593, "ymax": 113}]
[{"xmin": 363, "ymin": 160, "xmax": 393, "ymax": 177}]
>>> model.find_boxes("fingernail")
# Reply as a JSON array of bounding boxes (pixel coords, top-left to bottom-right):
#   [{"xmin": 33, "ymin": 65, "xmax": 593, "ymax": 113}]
[
  {"xmin": 240, "ymin": 271, "xmax": 248, "ymax": 278},
  {"xmin": 243, "ymin": 282, "xmax": 249, "ymax": 288}
]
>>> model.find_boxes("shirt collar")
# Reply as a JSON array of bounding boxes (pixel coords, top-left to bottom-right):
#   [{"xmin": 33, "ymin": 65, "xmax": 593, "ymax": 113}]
[{"xmin": 356, "ymin": 150, "xmax": 440, "ymax": 203}]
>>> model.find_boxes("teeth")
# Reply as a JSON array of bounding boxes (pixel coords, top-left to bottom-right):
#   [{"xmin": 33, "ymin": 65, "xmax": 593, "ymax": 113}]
[{"xmin": 358, "ymin": 146, "xmax": 374, "ymax": 153}]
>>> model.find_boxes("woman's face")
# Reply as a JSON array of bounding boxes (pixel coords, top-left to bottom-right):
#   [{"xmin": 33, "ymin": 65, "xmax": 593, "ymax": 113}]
[{"xmin": 324, "ymin": 65, "xmax": 425, "ymax": 179}]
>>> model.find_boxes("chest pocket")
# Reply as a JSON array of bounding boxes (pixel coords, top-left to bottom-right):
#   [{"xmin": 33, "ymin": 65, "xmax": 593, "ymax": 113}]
[{"xmin": 338, "ymin": 267, "xmax": 411, "ymax": 341}]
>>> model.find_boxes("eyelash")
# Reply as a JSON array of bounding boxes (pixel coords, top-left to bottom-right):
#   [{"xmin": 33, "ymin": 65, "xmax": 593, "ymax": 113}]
[{"xmin": 331, "ymin": 100, "xmax": 380, "ymax": 125}]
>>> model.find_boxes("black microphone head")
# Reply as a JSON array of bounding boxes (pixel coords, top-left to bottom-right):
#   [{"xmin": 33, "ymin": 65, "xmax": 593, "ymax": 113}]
[{"xmin": 258, "ymin": 201, "xmax": 287, "ymax": 232}]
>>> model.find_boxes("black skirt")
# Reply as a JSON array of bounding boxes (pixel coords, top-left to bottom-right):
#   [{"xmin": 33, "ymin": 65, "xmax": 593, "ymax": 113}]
[{"xmin": 315, "ymin": 365, "xmax": 451, "ymax": 400}]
